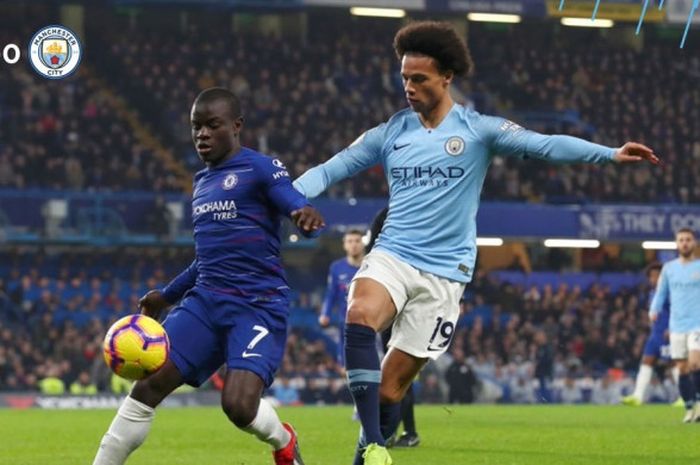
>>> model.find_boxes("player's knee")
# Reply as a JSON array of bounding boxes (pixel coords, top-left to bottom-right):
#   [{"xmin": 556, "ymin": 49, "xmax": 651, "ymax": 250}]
[
  {"xmin": 346, "ymin": 301, "xmax": 377, "ymax": 328},
  {"xmin": 379, "ymin": 383, "xmax": 403, "ymax": 404},
  {"xmin": 221, "ymin": 397, "xmax": 257, "ymax": 428}
]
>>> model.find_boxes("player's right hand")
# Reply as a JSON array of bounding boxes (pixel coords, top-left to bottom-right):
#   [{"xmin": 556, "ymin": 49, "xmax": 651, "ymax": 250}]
[
  {"xmin": 139, "ymin": 290, "xmax": 171, "ymax": 320},
  {"xmin": 649, "ymin": 313, "xmax": 658, "ymax": 324},
  {"xmin": 319, "ymin": 315, "xmax": 330, "ymax": 327},
  {"xmin": 291, "ymin": 206, "xmax": 325, "ymax": 235}
]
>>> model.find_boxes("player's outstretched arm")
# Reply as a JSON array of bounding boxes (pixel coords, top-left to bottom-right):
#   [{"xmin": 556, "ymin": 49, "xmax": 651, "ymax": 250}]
[
  {"xmin": 481, "ymin": 115, "xmax": 660, "ymax": 166},
  {"xmin": 293, "ymin": 125, "xmax": 385, "ymax": 198}
]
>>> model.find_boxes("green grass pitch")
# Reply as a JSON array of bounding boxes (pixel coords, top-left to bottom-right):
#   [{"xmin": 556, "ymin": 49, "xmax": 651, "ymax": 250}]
[{"xmin": 2, "ymin": 405, "xmax": 699, "ymax": 464}]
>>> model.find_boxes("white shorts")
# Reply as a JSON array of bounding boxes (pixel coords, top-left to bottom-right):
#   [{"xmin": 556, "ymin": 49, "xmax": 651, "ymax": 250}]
[
  {"xmin": 352, "ymin": 250, "xmax": 465, "ymax": 360},
  {"xmin": 670, "ymin": 331, "xmax": 700, "ymax": 360}
]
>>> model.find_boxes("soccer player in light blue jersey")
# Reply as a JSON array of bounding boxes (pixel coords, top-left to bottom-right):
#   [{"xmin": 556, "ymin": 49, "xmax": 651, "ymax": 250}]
[
  {"xmin": 319, "ymin": 229, "xmax": 365, "ymax": 366},
  {"xmin": 622, "ymin": 262, "xmax": 677, "ymax": 407},
  {"xmin": 294, "ymin": 21, "xmax": 660, "ymax": 465},
  {"xmin": 650, "ymin": 228, "xmax": 700, "ymax": 423}
]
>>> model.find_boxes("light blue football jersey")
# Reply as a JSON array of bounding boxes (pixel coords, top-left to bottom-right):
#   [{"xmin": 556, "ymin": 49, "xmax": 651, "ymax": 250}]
[
  {"xmin": 294, "ymin": 104, "xmax": 616, "ymax": 283},
  {"xmin": 650, "ymin": 258, "xmax": 700, "ymax": 333}
]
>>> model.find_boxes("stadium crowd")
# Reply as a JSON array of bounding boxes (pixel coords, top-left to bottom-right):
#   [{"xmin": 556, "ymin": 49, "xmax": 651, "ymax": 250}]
[
  {"xmin": 0, "ymin": 250, "xmax": 676, "ymax": 404},
  {"xmin": 0, "ymin": 19, "xmax": 697, "ymax": 204}
]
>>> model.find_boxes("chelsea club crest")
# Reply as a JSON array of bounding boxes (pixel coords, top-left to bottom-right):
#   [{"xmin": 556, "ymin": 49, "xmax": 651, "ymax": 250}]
[
  {"xmin": 28, "ymin": 25, "xmax": 82, "ymax": 80},
  {"xmin": 222, "ymin": 173, "xmax": 238, "ymax": 190}
]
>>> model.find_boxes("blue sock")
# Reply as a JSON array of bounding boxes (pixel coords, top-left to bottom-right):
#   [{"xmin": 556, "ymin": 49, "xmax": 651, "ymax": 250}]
[
  {"xmin": 380, "ymin": 402, "xmax": 402, "ymax": 441},
  {"xmin": 679, "ymin": 373, "xmax": 696, "ymax": 409},
  {"xmin": 352, "ymin": 429, "xmax": 366, "ymax": 465},
  {"xmin": 345, "ymin": 324, "xmax": 383, "ymax": 447},
  {"xmin": 693, "ymin": 371, "xmax": 700, "ymax": 402},
  {"xmin": 351, "ymin": 402, "xmax": 402, "ymax": 465}
]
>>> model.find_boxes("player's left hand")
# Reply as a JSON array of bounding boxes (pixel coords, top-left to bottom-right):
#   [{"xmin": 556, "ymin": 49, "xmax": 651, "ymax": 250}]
[
  {"xmin": 613, "ymin": 142, "xmax": 660, "ymax": 165},
  {"xmin": 291, "ymin": 206, "xmax": 325, "ymax": 234}
]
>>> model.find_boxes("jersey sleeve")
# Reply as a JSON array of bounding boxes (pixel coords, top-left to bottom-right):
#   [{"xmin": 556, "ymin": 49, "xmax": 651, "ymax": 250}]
[
  {"xmin": 650, "ymin": 265, "xmax": 670, "ymax": 318},
  {"xmin": 256, "ymin": 157, "xmax": 309, "ymax": 216},
  {"xmin": 293, "ymin": 124, "xmax": 386, "ymax": 198},
  {"xmin": 320, "ymin": 263, "xmax": 339, "ymax": 319},
  {"xmin": 476, "ymin": 114, "xmax": 616, "ymax": 164},
  {"xmin": 161, "ymin": 259, "xmax": 197, "ymax": 304}
]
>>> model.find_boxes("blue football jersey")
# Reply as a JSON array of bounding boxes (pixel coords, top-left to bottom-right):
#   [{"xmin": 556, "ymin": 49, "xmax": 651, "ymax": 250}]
[
  {"xmin": 650, "ymin": 258, "xmax": 700, "ymax": 333},
  {"xmin": 320, "ymin": 258, "xmax": 360, "ymax": 323},
  {"xmin": 162, "ymin": 147, "xmax": 309, "ymax": 304},
  {"xmin": 294, "ymin": 104, "xmax": 615, "ymax": 283}
]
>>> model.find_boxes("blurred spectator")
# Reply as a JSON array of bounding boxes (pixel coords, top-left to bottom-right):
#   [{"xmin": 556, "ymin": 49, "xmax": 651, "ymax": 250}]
[
  {"xmin": 70, "ymin": 370, "xmax": 98, "ymax": 395},
  {"xmin": 559, "ymin": 376, "xmax": 583, "ymax": 404},
  {"xmin": 445, "ymin": 347, "xmax": 477, "ymax": 404},
  {"xmin": 272, "ymin": 377, "xmax": 301, "ymax": 406},
  {"xmin": 590, "ymin": 374, "xmax": 621, "ymax": 405},
  {"xmin": 37, "ymin": 366, "xmax": 65, "ymax": 395},
  {"xmin": 534, "ymin": 330, "xmax": 554, "ymax": 403},
  {"xmin": 420, "ymin": 373, "xmax": 445, "ymax": 404}
]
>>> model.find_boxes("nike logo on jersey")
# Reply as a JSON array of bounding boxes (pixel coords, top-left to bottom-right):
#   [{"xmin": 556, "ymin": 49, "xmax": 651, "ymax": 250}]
[
  {"xmin": 393, "ymin": 142, "xmax": 411, "ymax": 151},
  {"xmin": 242, "ymin": 351, "xmax": 262, "ymax": 358}
]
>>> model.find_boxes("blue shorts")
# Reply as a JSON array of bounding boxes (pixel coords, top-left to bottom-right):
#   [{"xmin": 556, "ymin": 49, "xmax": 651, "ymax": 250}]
[
  {"xmin": 163, "ymin": 287, "xmax": 288, "ymax": 388},
  {"xmin": 643, "ymin": 333, "xmax": 671, "ymax": 360}
]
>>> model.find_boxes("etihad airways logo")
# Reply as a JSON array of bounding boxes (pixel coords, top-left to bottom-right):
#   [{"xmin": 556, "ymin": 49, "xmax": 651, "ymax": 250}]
[
  {"xmin": 193, "ymin": 200, "xmax": 238, "ymax": 220},
  {"xmin": 390, "ymin": 166, "xmax": 465, "ymax": 188}
]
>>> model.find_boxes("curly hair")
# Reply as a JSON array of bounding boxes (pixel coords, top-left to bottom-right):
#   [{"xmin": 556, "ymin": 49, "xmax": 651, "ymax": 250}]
[{"xmin": 393, "ymin": 21, "xmax": 474, "ymax": 77}]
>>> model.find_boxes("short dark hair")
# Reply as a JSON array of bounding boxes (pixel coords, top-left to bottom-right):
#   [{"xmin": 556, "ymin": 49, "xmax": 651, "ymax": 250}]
[
  {"xmin": 393, "ymin": 21, "xmax": 474, "ymax": 77},
  {"xmin": 344, "ymin": 229, "xmax": 364, "ymax": 237},
  {"xmin": 194, "ymin": 87, "xmax": 242, "ymax": 119},
  {"xmin": 645, "ymin": 262, "xmax": 662, "ymax": 276},
  {"xmin": 676, "ymin": 227, "xmax": 696, "ymax": 238}
]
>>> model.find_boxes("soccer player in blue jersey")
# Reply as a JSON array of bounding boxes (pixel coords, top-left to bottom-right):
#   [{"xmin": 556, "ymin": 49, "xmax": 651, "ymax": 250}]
[
  {"xmin": 649, "ymin": 228, "xmax": 700, "ymax": 423},
  {"xmin": 622, "ymin": 262, "xmax": 677, "ymax": 406},
  {"xmin": 319, "ymin": 229, "xmax": 365, "ymax": 366},
  {"xmin": 294, "ymin": 21, "xmax": 660, "ymax": 465},
  {"xmin": 92, "ymin": 88, "xmax": 324, "ymax": 465}
]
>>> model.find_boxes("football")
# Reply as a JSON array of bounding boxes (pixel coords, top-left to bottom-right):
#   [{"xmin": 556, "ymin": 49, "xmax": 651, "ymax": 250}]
[{"xmin": 103, "ymin": 314, "xmax": 170, "ymax": 381}]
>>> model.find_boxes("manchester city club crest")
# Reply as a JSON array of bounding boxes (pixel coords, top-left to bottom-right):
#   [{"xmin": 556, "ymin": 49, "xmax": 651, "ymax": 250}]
[
  {"xmin": 445, "ymin": 136, "xmax": 465, "ymax": 156},
  {"xmin": 28, "ymin": 25, "xmax": 82, "ymax": 80},
  {"xmin": 222, "ymin": 173, "xmax": 238, "ymax": 190}
]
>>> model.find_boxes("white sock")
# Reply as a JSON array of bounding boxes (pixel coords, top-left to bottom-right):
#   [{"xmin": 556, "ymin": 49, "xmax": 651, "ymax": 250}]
[
  {"xmin": 93, "ymin": 396, "xmax": 155, "ymax": 465},
  {"xmin": 673, "ymin": 366, "xmax": 681, "ymax": 385},
  {"xmin": 243, "ymin": 398, "xmax": 291, "ymax": 451},
  {"xmin": 632, "ymin": 364, "xmax": 653, "ymax": 402}
]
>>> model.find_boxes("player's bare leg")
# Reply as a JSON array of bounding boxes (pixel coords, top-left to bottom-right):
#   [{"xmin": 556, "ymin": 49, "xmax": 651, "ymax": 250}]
[
  {"xmin": 345, "ymin": 278, "xmax": 396, "ymax": 464},
  {"xmin": 93, "ymin": 360, "xmax": 184, "ymax": 465},
  {"xmin": 378, "ymin": 347, "xmax": 427, "ymax": 443},
  {"xmin": 222, "ymin": 369, "xmax": 302, "ymax": 464}
]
